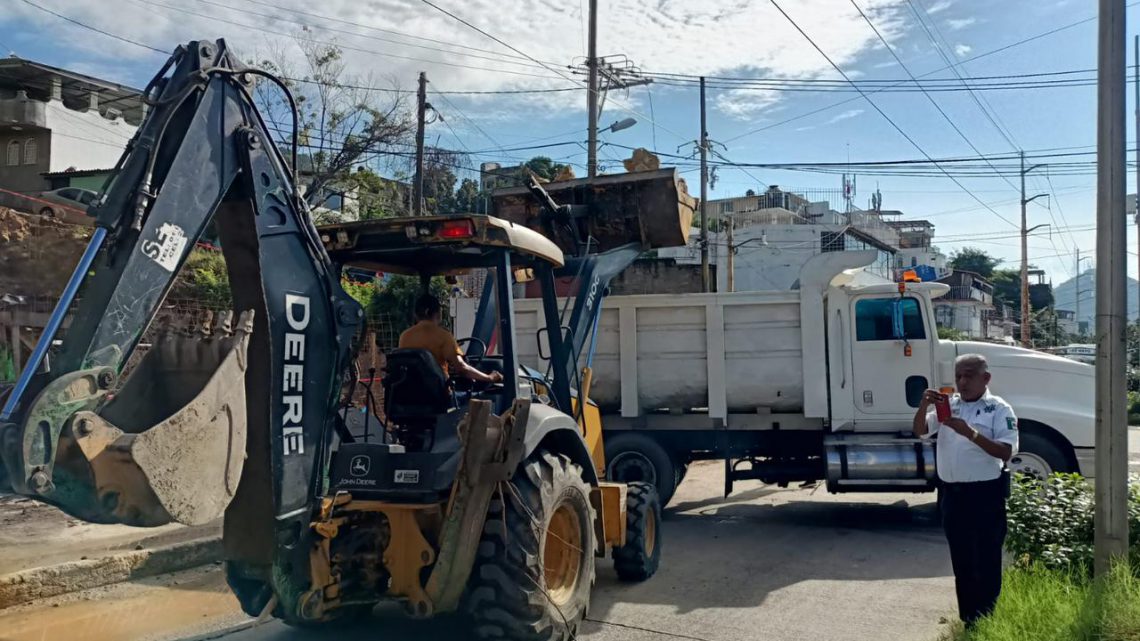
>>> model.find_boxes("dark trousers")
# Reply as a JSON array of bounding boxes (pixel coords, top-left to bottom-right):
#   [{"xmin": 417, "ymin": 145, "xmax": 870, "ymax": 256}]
[{"xmin": 940, "ymin": 476, "xmax": 1008, "ymax": 625}]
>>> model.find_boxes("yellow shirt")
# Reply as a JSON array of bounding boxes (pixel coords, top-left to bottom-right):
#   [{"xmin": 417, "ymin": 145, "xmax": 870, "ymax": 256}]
[{"xmin": 398, "ymin": 320, "xmax": 461, "ymax": 377}]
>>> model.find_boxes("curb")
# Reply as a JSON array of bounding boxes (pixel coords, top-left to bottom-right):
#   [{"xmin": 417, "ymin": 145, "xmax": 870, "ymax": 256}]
[{"xmin": 0, "ymin": 535, "xmax": 222, "ymax": 609}]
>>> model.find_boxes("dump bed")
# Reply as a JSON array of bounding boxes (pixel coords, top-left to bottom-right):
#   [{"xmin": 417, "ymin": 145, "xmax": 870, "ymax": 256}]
[{"xmin": 461, "ymin": 290, "xmax": 807, "ymax": 416}]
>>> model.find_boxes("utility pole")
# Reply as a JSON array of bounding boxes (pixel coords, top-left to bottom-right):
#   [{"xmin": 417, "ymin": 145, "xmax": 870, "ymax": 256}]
[
  {"xmin": 1075, "ymin": 246, "xmax": 1083, "ymax": 336},
  {"xmin": 699, "ymin": 76, "xmax": 710, "ymax": 292},
  {"xmin": 586, "ymin": 0, "xmax": 599, "ymax": 178},
  {"xmin": 726, "ymin": 216, "xmax": 735, "ymax": 293},
  {"xmin": 1093, "ymin": 0, "xmax": 1128, "ymax": 578},
  {"xmin": 1134, "ymin": 34, "xmax": 1139, "ymax": 364},
  {"xmin": 413, "ymin": 71, "xmax": 427, "ymax": 216},
  {"xmin": 1020, "ymin": 150, "xmax": 1048, "ymax": 347}
]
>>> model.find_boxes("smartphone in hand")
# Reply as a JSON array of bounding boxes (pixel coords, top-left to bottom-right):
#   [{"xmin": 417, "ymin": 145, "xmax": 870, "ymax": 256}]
[{"xmin": 934, "ymin": 394, "xmax": 952, "ymax": 422}]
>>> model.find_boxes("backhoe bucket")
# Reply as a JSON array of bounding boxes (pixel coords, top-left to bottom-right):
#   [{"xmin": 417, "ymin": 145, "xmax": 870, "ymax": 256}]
[{"xmin": 51, "ymin": 311, "xmax": 253, "ymax": 527}]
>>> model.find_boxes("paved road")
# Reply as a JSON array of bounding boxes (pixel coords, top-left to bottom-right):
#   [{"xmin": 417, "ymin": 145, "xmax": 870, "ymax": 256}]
[{"xmin": 202, "ymin": 462, "xmax": 954, "ymax": 641}]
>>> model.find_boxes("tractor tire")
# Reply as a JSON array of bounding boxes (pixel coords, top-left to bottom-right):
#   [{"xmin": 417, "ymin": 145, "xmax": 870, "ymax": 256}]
[
  {"xmin": 612, "ymin": 481, "xmax": 661, "ymax": 582},
  {"xmin": 465, "ymin": 450, "xmax": 596, "ymax": 641},
  {"xmin": 604, "ymin": 432, "xmax": 678, "ymax": 508}
]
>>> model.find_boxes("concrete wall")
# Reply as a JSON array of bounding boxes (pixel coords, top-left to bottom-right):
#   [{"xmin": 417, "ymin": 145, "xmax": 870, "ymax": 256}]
[
  {"xmin": 608, "ymin": 259, "xmax": 709, "ymax": 295},
  {"xmin": 0, "ymin": 130, "xmax": 50, "ymax": 193},
  {"xmin": 45, "ymin": 102, "xmax": 135, "ymax": 173}
]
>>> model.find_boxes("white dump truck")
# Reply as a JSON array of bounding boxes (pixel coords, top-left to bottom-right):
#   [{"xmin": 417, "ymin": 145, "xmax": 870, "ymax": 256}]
[{"xmin": 458, "ymin": 250, "xmax": 1095, "ymax": 505}]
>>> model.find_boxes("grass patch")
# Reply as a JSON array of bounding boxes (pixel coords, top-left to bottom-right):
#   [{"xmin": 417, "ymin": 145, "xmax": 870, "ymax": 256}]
[{"xmin": 942, "ymin": 563, "xmax": 1140, "ymax": 641}]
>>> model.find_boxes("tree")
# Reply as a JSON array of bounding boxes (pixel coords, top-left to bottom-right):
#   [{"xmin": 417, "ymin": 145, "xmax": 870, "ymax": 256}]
[
  {"xmin": 948, "ymin": 247, "xmax": 1000, "ymax": 279},
  {"xmin": 524, "ymin": 156, "xmax": 569, "ymax": 182},
  {"xmin": 937, "ymin": 326, "xmax": 969, "ymax": 341},
  {"xmin": 991, "ymin": 269, "xmax": 1020, "ymax": 310},
  {"xmin": 253, "ymin": 30, "xmax": 415, "ymax": 208},
  {"xmin": 343, "ymin": 167, "xmax": 408, "ymax": 220},
  {"xmin": 452, "ymin": 178, "xmax": 483, "ymax": 214},
  {"xmin": 421, "ymin": 148, "xmax": 460, "ymax": 215}
]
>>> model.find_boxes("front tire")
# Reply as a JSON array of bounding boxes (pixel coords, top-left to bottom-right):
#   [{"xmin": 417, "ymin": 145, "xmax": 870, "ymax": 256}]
[
  {"xmin": 613, "ymin": 481, "xmax": 661, "ymax": 582},
  {"xmin": 465, "ymin": 450, "xmax": 596, "ymax": 641},
  {"xmin": 1010, "ymin": 431, "xmax": 1072, "ymax": 480},
  {"xmin": 38, "ymin": 206, "xmax": 54, "ymax": 218}
]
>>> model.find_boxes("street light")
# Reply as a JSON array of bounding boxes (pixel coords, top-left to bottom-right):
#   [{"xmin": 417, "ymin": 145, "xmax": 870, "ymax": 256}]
[{"xmin": 604, "ymin": 117, "xmax": 637, "ymax": 133}]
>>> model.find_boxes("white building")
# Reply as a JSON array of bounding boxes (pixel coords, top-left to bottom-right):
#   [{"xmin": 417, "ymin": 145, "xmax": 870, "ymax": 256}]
[
  {"xmin": 886, "ymin": 219, "xmax": 950, "ymax": 280},
  {"xmin": 0, "ymin": 58, "xmax": 143, "ymax": 198},
  {"xmin": 660, "ymin": 186, "xmax": 900, "ymax": 292}
]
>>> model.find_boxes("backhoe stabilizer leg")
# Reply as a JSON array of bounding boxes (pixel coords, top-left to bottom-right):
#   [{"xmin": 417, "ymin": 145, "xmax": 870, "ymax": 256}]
[{"xmin": 422, "ymin": 398, "xmax": 529, "ymax": 614}]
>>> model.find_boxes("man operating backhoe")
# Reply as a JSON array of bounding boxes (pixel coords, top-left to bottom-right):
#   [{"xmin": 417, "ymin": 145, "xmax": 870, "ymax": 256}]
[{"xmin": 398, "ymin": 294, "xmax": 502, "ymax": 385}]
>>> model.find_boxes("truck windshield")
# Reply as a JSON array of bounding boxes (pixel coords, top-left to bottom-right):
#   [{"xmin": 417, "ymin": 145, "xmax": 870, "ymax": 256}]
[{"xmin": 855, "ymin": 297, "xmax": 926, "ymax": 341}]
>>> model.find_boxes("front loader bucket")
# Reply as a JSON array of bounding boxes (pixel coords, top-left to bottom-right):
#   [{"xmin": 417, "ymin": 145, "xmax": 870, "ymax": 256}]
[{"xmin": 51, "ymin": 311, "xmax": 253, "ymax": 527}]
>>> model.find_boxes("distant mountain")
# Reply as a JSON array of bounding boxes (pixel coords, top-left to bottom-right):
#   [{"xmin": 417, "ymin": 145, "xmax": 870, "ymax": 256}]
[{"xmin": 1052, "ymin": 268, "xmax": 1140, "ymax": 325}]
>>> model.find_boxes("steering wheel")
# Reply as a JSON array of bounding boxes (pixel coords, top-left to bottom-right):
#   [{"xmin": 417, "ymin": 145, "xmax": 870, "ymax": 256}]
[{"xmin": 455, "ymin": 337, "xmax": 488, "ymax": 368}]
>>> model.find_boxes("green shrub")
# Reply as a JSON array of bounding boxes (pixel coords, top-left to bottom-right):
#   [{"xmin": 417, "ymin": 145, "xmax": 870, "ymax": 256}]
[
  {"xmin": 1006, "ymin": 473, "xmax": 1140, "ymax": 573},
  {"xmin": 1006, "ymin": 473, "xmax": 1095, "ymax": 571}
]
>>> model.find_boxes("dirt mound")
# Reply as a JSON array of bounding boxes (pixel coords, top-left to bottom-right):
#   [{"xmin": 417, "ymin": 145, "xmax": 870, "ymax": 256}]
[{"xmin": 0, "ymin": 208, "xmax": 92, "ymax": 297}]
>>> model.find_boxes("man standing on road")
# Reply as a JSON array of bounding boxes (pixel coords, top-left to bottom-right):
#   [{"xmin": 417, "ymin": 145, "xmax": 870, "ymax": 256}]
[{"xmin": 913, "ymin": 353, "xmax": 1018, "ymax": 628}]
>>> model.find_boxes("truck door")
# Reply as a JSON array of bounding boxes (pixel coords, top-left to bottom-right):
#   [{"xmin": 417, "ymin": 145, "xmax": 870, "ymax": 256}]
[{"xmin": 849, "ymin": 296, "xmax": 934, "ymax": 426}]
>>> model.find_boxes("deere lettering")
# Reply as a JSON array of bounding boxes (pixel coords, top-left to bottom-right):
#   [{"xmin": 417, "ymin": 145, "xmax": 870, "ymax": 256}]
[{"xmin": 282, "ymin": 293, "xmax": 309, "ymax": 456}]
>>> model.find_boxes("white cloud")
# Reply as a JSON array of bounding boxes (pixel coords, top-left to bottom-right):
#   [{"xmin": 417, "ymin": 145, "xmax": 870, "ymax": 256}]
[
  {"xmin": 825, "ymin": 109, "xmax": 864, "ymax": 125},
  {"xmin": 954, "ymin": 43, "xmax": 972, "ymax": 57},
  {"xmin": 6, "ymin": 0, "xmax": 912, "ymax": 122},
  {"xmin": 946, "ymin": 17, "xmax": 977, "ymax": 30},
  {"xmin": 925, "ymin": 0, "xmax": 954, "ymax": 14}
]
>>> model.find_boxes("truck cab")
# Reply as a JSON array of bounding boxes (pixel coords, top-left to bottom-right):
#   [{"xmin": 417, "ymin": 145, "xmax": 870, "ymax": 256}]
[{"xmin": 819, "ymin": 251, "xmax": 1094, "ymax": 484}]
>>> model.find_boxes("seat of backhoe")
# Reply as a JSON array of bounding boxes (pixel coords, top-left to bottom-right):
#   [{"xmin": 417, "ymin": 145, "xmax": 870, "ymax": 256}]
[{"xmin": 382, "ymin": 348, "xmax": 451, "ymax": 422}]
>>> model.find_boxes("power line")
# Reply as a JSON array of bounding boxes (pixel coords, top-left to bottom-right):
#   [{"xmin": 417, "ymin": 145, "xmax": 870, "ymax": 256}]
[
  {"xmin": 415, "ymin": 0, "xmax": 688, "ymax": 144},
  {"xmin": 191, "ymin": 0, "xmax": 556, "ymax": 71},
  {"xmin": 850, "ymin": 0, "xmax": 1022, "ymax": 196},
  {"xmin": 17, "ymin": 0, "xmax": 167, "ymax": 54},
  {"xmin": 228, "ymin": 0, "xmax": 555, "ymax": 66},
  {"xmin": 724, "ymin": 1, "xmax": 1140, "ymax": 143},
  {"xmin": 767, "ymin": 0, "xmax": 1020, "ymax": 229},
  {"xmin": 126, "ymin": 0, "xmax": 568, "ymax": 80}
]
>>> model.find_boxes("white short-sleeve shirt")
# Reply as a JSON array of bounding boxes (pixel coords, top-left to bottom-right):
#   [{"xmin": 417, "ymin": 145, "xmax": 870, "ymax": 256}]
[{"xmin": 923, "ymin": 388, "xmax": 1018, "ymax": 483}]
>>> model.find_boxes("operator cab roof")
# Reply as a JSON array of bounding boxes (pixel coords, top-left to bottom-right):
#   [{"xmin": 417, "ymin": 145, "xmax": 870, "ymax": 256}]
[{"xmin": 318, "ymin": 215, "xmax": 564, "ymax": 275}]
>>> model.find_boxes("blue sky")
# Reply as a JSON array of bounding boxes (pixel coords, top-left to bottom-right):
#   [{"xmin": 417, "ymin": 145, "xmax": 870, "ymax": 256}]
[{"xmin": 0, "ymin": 0, "xmax": 1132, "ymax": 285}]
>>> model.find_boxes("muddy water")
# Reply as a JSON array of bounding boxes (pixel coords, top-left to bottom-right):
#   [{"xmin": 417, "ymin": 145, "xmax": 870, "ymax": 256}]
[{"xmin": 0, "ymin": 569, "xmax": 244, "ymax": 641}]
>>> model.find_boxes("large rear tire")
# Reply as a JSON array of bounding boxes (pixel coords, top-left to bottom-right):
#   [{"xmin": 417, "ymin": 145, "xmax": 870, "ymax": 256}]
[
  {"xmin": 613, "ymin": 481, "xmax": 661, "ymax": 582},
  {"xmin": 465, "ymin": 450, "xmax": 596, "ymax": 641},
  {"xmin": 604, "ymin": 432, "xmax": 678, "ymax": 508}
]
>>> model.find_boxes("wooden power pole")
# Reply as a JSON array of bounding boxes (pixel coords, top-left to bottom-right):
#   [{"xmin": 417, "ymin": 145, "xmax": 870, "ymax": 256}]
[
  {"xmin": 699, "ymin": 76, "xmax": 709, "ymax": 292},
  {"xmin": 413, "ymin": 72, "xmax": 427, "ymax": 216}
]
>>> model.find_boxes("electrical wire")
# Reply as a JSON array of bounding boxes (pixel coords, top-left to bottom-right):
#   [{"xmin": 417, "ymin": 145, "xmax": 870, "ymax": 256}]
[{"xmin": 723, "ymin": 0, "xmax": 1140, "ymax": 143}]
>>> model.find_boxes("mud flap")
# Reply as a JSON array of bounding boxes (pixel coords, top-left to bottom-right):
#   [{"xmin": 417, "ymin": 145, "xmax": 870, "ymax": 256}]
[
  {"xmin": 422, "ymin": 398, "xmax": 529, "ymax": 614},
  {"xmin": 22, "ymin": 311, "xmax": 253, "ymax": 527}
]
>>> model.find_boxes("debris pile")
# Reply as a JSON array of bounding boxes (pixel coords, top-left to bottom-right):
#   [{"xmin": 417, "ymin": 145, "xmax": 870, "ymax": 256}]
[{"xmin": 0, "ymin": 207, "xmax": 91, "ymax": 298}]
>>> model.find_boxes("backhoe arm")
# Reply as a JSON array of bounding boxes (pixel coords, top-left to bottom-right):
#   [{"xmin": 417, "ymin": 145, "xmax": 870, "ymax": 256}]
[{"xmin": 0, "ymin": 39, "xmax": 360, "ymax": 550}]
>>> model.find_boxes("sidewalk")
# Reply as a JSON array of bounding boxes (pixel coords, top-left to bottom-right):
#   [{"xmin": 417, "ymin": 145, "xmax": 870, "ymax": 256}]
[{"xmin": 0, "ymin": 494, "xmax": 221, "ymax": 608}]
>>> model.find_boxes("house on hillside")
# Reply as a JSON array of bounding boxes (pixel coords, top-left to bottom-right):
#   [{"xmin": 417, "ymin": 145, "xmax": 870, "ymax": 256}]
[
  {"xmin": 0, "ymin": 57, "xmax": 143, "ymax": 208},
  {"xmin": 658, "ymin": 185, "xmax": 900, "ymax": 292},
  {"xmin": 934, "ymin": 269, "xmax": 1000, "ymax": 340}
]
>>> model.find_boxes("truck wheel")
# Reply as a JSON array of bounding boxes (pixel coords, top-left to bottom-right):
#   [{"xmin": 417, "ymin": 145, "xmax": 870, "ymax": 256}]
[
  {"xmin": 465, "ymin": 450, "xmax": 596, "ymax": 641},
  {"xmin": 604, "ymin": 432, "xmax": 678, "ymax": 507},
  {"xmin": 613, "ymin": 481, "xmax": 661, "ymax": 582},
  {"xmin": 1010, "ymin": 431, "xmax": 1072, "ymax": 480}
]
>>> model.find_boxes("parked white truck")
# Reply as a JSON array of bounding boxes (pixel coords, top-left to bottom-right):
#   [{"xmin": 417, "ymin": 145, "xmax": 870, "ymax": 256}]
[{"xmin": 458, "ymin": 250, "xmax": 1095, "ymax": 505}]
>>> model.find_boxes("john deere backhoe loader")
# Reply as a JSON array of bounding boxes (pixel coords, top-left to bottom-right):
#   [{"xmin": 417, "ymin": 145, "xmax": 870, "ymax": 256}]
[{"xmin": 0, "ymin": 39, "xmax": 693, "ymax": 639}]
